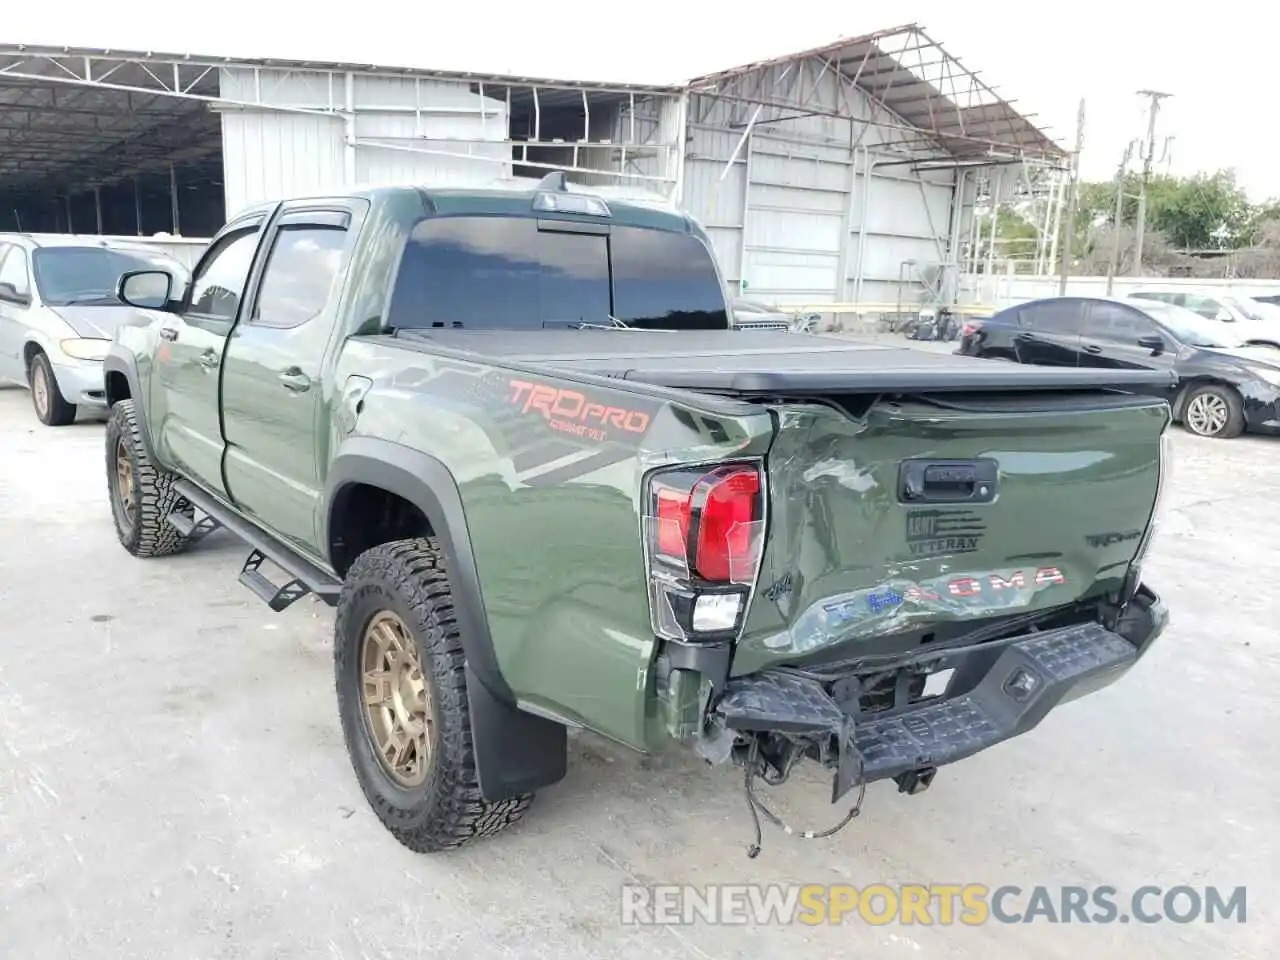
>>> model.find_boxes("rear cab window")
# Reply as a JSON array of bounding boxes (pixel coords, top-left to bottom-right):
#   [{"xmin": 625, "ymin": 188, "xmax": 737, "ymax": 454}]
[{"xmin": 386, "ymin": 216, "xmax": 728, "ymax": 332}]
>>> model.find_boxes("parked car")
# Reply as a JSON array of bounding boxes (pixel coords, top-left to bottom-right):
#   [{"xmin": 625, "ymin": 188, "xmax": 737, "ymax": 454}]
[
  {"xmin": 957, "ymin": 295, "xmax": 1280, "ymax": 439},
  {"xmin": 729, "ymin": 296, "xmax": 818, "ymax": 333},
  {"xmin": 0, "ymin": 235, "xmax": 189, "ymax": 425},
  {"xmin": 1128, "ymin": 287, "xmax": 1280, "ymax": 346},
  {"xmin": 100, "ymin": 176, "xmax": 1170, "ymax": 855}
]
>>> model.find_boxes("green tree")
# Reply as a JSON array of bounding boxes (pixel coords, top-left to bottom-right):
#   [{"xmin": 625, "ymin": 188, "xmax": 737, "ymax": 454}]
[
  {"xmin": 1242, "ymin": 198, "xmax": 1280, "ymax": 247},
  {"xmin": 992, "ymin": 207, "xmax": 1039, "ymax": 259},
  {"xmin": 1069, "ymin": 169, "xmax": 1253, "ymax": 251}
]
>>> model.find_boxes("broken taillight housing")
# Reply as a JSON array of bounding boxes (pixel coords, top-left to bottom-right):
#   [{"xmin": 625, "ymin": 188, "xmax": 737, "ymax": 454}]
[{"xmin": 644, "ymin": 462, "xmax": 766, "ymax": 642}]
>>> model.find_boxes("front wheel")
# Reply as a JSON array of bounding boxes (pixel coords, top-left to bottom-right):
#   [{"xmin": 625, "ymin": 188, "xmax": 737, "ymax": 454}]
[
  {"xmin": 29, "ymin": 351, "xmax": 77, "ymax": 426},
  {"xmin": 334, "ymin": 538, "xmax": 532, "ymax": 852},
  {"xmin": 105, "ymin": 399, "xmax": 192, "ymax": 557},
  {"xmin": 1182, "ymin": 384, "xmax": 1245, "ymax": 439}
]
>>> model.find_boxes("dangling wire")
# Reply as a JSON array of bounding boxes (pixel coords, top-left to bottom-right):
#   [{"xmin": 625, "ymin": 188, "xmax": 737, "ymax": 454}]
[{"xmin": 742, "ymin": 740, "xmax": 867, "ymax": 858}]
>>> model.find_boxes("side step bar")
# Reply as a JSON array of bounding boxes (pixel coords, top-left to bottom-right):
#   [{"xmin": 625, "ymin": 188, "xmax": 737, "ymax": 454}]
[
  {"xmin": 170, "ymin": 480, "xmax": 343, "ymax": 611},
  {"xmin": 166, "ymin": 509, "xmax": 223, "ymax": 545}
]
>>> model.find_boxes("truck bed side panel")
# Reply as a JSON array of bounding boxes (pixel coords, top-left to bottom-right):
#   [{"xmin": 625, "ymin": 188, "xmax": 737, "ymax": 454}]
[{"xmin": 335, "ymin": 340, "xmax": 772, "ymax": 750}]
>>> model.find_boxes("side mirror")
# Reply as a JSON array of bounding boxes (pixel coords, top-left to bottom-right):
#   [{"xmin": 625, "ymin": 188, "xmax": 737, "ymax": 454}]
[
  {"xmin": 0, "ymin": 281, "xmax": 31, "ymax": 306},
  {"xmin": 1214, "ymin": 308, "xmax": 1233, "ymax": 323},
  {"xmin": 1137, "ymin": 334, "xmax": 1165, "ymax": 354},
  {"xmin": 117, "ymin": 270, "xmax": 176, "ymax": 311}
]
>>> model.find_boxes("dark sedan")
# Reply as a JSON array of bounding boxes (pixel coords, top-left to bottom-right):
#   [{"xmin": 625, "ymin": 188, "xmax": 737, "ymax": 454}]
[{"xmin": 956, "ymin": 295, "xmax": 1280, "ymax": 439}]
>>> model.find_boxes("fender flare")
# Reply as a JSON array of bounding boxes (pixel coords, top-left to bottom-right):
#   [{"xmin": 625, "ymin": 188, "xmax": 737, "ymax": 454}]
[
  {"xmin": 323, "ymin": 437, "xmax": 567, "ymax": 800},
  {"xmin": 102, "ymin": 351, "xmax": 157, "ymax": 460}
]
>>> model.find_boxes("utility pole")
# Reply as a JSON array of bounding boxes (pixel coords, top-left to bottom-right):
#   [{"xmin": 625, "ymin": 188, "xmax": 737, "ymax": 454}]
[
  {"xmin": 1133, "ymin": 89, "xmax": 1172, "ymax": 275},
  {"xmin": 1105, "ymin": 141, "xmax": 1135, "ymax": 296},
  {"xmin": 1058, "ymin": 98, "xmax": 1086, "ymax": 295}
]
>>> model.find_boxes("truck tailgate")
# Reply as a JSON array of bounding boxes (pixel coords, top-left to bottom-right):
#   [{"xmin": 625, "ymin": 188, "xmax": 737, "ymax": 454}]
[{"xmin": 734, "ymin": 389, "xmax": 1170, "ymax": 672}]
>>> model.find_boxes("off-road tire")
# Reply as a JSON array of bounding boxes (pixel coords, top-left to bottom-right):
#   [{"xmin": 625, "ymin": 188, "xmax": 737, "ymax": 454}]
[
  {"xmin": 29, "ymin": 350, "xmax": 77, "ymax": 426},
  {"xmin": 1181, "ymin": 383, "xmax": 1245, "ymax": 439},
  {"xmin": 105, "ymin": 399, "xmax": 192, "ymax": 557},
  {"xmin": 334, "ymin": 538, "xmax": 533, "ymax": 852}
]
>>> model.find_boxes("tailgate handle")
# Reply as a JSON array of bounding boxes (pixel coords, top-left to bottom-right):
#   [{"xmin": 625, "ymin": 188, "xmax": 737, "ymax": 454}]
[{"xmin": 899, "ymin": 458, "xmax": 999, "ymax": 504}]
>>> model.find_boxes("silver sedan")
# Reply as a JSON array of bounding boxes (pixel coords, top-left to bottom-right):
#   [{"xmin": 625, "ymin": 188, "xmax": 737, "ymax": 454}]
[{"xmin": 0, "ymin": 236, "xmax": 188, "ymax": 426}]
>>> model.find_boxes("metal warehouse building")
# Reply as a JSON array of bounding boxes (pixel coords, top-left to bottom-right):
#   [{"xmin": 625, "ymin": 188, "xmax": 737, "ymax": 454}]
[{"xmin": 0, "ymin": 24, "xmax": 1065, "ymax": 309}]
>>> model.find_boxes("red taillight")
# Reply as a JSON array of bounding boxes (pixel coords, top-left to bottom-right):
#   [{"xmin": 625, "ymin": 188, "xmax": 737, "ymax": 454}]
[
  {"xmin": 650, "ymin": 464, "xmax": 764, "ymax": 584},
  {"xmin": 692, "ymin": 469, "xmax": 760, "ymax": 582},
  {"xmin": 645, "ymin": 462, "xmax": 765, "ymax": 641},
  {"xmin": 655, "ymin": 487, "xmax": 691, "ymax": 558}
]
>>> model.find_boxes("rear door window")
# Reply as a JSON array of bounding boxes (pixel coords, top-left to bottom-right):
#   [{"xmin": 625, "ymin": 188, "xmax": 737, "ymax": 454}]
[
  {"xmin": 1022, "ymin": 299, "xmax": 1084, "ymax": 334},
  {"xmin": 249, "ymin": 219, "xmax": 350, "ymax": 328},
  {"xmin": 1083, "ymin": 302, "xmax": 1158, "ymax": 341},
  {"xmin": 1181, "ymin": 294, "xmax": 1224, "ymax": 320},
  {"xmin": 387, "ymin": 216, "xmax": 727, "ymax": 331}
]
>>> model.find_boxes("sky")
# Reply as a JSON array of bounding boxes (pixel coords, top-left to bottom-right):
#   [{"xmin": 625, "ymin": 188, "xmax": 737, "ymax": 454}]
[{"xmin": 8, "ymin": 1, "xmax": 1278, "ymax": 199}]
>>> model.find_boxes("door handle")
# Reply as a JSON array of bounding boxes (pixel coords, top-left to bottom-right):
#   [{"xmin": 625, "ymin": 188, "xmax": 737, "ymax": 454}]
[
  {"xmin": 197, "ymin": 349, "xmax": 219, "ymax": 369},
  {"xmin": 278, "ymin": 368, "xmax": 312, "ymax": 392},
  {"xmin": 1083, "ymin": 344, "xmax": 1103, "ymax": 354},
  {"xmin": 159, "ymin": 326, "xmax": 178, "ymax": 342}
]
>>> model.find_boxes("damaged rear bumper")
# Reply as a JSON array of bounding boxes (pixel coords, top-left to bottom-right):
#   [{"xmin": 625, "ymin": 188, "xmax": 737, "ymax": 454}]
[{"xmin": 710, "ymin": 584, "xmax": 1168, "ymax": 802}]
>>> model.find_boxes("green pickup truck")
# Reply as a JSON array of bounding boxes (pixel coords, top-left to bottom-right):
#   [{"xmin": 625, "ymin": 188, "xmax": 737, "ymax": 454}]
[{"xmin": 101, "ymin": 174, "xmax": 1173, "ymax": 857}]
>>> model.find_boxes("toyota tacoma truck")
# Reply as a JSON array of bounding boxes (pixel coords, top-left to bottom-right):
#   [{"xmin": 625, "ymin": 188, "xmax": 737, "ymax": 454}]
[{"xmin": 101, "ymin": 174, "xmax": 1173, "ymax": 856}]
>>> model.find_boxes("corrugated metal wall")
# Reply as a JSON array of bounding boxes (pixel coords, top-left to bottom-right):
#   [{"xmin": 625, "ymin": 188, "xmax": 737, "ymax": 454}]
[
  {"xmin": 213, "ymin": 63, "xmax": 982, "ymax": 310},
  {"xmin": 679, "ymin": 63, "xmax": 964, "ymax": 308},
  {"xmin": 219, "ymin": 68, "xmax": 508, "ymax": 216}
]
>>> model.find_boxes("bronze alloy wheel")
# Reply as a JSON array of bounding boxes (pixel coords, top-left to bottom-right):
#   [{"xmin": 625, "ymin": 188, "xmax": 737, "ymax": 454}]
[
  {"xmin": 114, "ymin": 437, "xmax": 136, "ymax": 526},
  {"xmin": 361, "ymin": 610, "xmax": 433, "ymax": 787},
  {"xmin": 32, "ymin": 362, "xmax": 49, "ymax": 419}
]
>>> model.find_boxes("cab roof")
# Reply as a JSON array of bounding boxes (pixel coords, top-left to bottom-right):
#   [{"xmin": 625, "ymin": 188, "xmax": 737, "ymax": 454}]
[{"xmin": 235, "ymin": 174, "xmax": 697, "ymax": 236}]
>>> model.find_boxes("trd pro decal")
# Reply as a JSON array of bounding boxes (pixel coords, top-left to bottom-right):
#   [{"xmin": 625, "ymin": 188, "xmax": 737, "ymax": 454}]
[{"xmin": 507, "ymin": 378, "xmax": 652, "ymax": 442}]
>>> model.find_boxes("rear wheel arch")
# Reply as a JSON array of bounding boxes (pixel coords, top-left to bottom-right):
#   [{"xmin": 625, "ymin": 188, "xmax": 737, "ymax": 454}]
[{"xmin": 324, "ymin": 438, "xmax": 568, "ymax": 802}]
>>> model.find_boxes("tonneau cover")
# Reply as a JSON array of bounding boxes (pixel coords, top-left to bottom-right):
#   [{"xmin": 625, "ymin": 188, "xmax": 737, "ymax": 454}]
[{"xmin": 392, "ymin": 329, "xmax": 1176, "ymax": 394}]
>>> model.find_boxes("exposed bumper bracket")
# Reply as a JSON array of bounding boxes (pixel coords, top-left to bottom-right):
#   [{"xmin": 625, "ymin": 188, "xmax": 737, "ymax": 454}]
[{"xmin": 716, "ymin": 618, "xmax": 1150, "ymax": 803}]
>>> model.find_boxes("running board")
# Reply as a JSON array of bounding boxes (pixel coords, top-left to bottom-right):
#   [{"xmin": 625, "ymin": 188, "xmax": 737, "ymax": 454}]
[
  {"xmin": 171, "ymin": 480, "xmax": 343, "ymax": 611},
  {"xmin": 239, "ymin": 549, "xmax": 313, "ymax": 612},
  {"xmin": 166, "ymin": 509, "xmax": 223, "ymax": 544}
]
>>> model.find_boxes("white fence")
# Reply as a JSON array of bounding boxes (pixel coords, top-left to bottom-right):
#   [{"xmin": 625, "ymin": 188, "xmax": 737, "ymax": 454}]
[{"xmin": 960, "ymin": 273, "xmax": 1280, "ymax": 312}]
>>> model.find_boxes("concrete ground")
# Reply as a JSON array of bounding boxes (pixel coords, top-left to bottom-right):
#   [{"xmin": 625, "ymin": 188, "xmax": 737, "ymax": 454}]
[{"xmin": 0, "ymin": 367, "xmax": 1274, "ymax": 959}]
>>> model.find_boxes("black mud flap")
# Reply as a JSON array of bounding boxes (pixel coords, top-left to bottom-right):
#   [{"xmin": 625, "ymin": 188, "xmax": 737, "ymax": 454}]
[
  {"xmin": 465, "ymin": 665, "xmax": 568, "ymax": 801},
  {"xmin": 715, "ymin": 621, "xmax": 1140, "ymax": 802}
]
